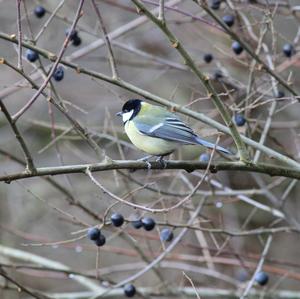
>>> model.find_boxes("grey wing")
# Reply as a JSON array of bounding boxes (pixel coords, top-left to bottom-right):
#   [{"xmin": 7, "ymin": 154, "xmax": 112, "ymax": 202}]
[{"xmin": 135, "ymin": 116, "xmax": 198, "ymax": 145}]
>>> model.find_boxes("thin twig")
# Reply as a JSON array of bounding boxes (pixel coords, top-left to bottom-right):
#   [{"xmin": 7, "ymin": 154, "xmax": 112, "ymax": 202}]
[
  {"xmin": 241, "ymin": 235, "xmax": 273, "ymax": 298},
  {"xmin": 91, "ymin": 0, "xmax": 119, "ymax": 79},
  {"xmin": 12, "ymin": 0, "xmax": 85, "ymax": 123},
  {"xmin": 0, "ymin": 100, "xmax": 35, "ymax": 172},
  {"xmin": 183, "ymin": 272, "xmax": 201, "ymax": 299},
  {"xmin": 16, "ymin": 0, "xmax": 23, "ymax": 70},
  {"xmin": 0, "ymin": 244, "xmax": 103, "ymax": 292},
  {"xmin": 0, "ymin": 267, "xmax": 48, "ymax": 299},
  {"xmin": 34, "ymin": 0, "xmax": 65, "ymax": 42}
]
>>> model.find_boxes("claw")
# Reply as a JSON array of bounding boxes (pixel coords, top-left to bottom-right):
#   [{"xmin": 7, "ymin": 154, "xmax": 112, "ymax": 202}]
[
  {"xmin": 137, "ymin": 155, "xmax": 153, "ymax": 170},
  {"xmin": 156, "ymin": 156, "xmax": 167, "ymax": 169},
  {"xmin": 145, "ymin": 161, "xmax": 152, "ymax": 169}
]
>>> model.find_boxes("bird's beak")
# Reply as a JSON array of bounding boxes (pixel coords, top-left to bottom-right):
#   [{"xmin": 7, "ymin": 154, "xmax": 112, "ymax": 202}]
[{"xmin": 116, "ymin": 111, "xmax": 122, "ymax": 117}]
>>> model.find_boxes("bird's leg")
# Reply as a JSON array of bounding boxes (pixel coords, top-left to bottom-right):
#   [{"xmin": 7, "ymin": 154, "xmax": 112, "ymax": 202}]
[
  {"xmin": 137, "ymin": 155, "xmax": 153, "ymax": 170},
  {"xmin": 156, "ymin": 155, "xmax": 167, "ymax": 169}
]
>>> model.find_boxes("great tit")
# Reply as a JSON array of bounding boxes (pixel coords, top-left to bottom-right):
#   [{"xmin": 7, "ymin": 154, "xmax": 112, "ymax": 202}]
[{"xmin": 117, "ymin": 99, "xmax": 232, "ymax": 158}]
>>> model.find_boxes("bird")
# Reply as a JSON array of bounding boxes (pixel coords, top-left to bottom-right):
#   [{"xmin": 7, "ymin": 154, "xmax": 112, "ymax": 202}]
[{"xmin": 116, "ymin": 99, "xmax": 232, "ymax": 161}]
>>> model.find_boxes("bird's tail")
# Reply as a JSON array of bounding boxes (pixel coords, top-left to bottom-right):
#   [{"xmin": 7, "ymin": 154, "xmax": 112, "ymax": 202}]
[{"xmin": 195, "ymin": 136, "xmax": 232, "ymax": 155}]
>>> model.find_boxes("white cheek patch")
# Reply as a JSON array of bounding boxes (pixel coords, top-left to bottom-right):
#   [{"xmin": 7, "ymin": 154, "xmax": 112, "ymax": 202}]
[{"xmin": 122, "ymin": 110, "xmax": 134, "ymax": 123}]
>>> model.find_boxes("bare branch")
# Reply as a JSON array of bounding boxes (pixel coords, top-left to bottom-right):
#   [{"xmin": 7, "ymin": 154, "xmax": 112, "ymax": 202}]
[
  {"xmin": 1, "ymin": 160, "xmax": 300, "ymax": 183},
  {"xmin": 91, "ymin": 0, "xmax": 119, "ymax": 79},
  {"xmin": 15, "ymin": 0, "xmax": 23, "ymax": 70},
  {"xmin": 241, "ymin": 235, "xmax": 273, "ymax": 298},
  {"xmin": 12, "ymin": 0, "xmax": 85, "ymax": 123},
  {"xmin": 0, "ymin": 100, "xmax": 35, "ymax": 172}
]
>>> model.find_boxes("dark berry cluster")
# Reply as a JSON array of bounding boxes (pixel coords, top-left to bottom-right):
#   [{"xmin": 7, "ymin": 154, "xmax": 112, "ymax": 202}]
[
  {"xmin": 65, "ymin": 28, "xmax": 82, "ymax": 47},
  {"xmin": 87, "ymin": 227, "xmax": 106, "ymax": 247},
  {"xmin": 130, "ymin": 217, "xmax": 156, "ymax": 231}
]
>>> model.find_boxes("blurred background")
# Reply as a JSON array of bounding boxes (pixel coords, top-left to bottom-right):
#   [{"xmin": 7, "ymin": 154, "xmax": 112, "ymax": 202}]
[{"xmin": 1, "ymin": 0, "xmax": 300, "ymax": 298}]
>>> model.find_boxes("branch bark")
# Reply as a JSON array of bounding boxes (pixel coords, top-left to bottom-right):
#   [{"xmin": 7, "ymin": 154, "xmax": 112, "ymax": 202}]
[{"xmin": 1, "ymin": 160, "xmax": 300, "ymax": 183}]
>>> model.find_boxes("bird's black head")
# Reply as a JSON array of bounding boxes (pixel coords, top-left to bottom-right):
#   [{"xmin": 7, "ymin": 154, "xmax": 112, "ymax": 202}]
[
  {"xmin": 122, "ymin": 99, "xmax": 142, "ymax": 114},
  {"xmin": 118, "ymin": 99, "xmax": 142, "ymax": 123}
]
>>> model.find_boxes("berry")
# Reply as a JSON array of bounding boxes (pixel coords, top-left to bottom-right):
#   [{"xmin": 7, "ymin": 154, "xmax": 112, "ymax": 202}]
[
  {"xmin": 223, "ymin": 15, "xmax": 235, "ymax": 27},
  {"xmin": 131, "ymin": 219, "xmax": 143, "ymax": 229},
  {"xmin": 65, "ymin": 28, "xmax": 81, "ymax": 46},
  {"xmin": 282, "ymin": 43, "xmax": 294, "ymax": 58},
  {"xmin": 234, "ymin": 114, "xmax": 246, "ymax": 126},
  {"xmin": 94, "ymin": 234, "xmax": 106, "ymax": 247},
  {"xmin": 87, "ymin": 227, "xmax": 101, "ymax": 241},
  {"xmin": 141, "ymin": 217, "xmax": 156, "ymax": 231},
  {"xmin": 203, "ymin": 53, "xmax": 213, "ymax": 63},
  {"xmin": 26, "ymin": 49, "xmax": 39, "ymax": 62},
  {"xmin": 52, "ymin": 66, "xmax": 64, "ymax": 81},
  {"xmin": 276, "ymin": 90, "xmax": 285, "ymax": 98},
  {"xmin": 232, "ymin": 41, "xmax": 243, "ymax": 55},
  {"xmin": 72, "ymin": 36, "xmax": 82, "ymax": 46},
  {"xmin": 160, "ymin": 228, "xmax": 174, "ymax": 242},
  {"xmin": 124, "ymin": 284, "xmax": 136, "ymax": 297},
  {"xmin": 199, "ymin": 153, "xmax": 210, "ymax": 162},
  {"xmin": 34, "ymin": 6, "xmax": 46, "ymax": 18},
  {"xmin": 213, "ymin": 70, "xmax": 223, "ymax": 80},
  {"xmin": 111, "ymin": 213, "xmax": 124, "ymax": 227},
  {"xmin": 65, "ymin": 28, "xmax": 78, "ymax": 40},
  {"xmin": 210, "ymin": 0, "xmax": 221, "ymax": 10},
  {"xmin": 255, "ymin": 271, "xmax": 269, "ymax": 286}
]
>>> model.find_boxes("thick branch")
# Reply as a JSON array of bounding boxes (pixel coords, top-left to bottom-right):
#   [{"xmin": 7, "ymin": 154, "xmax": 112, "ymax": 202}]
[{"xmin": 1, "ymin": 160, "xmax": 300, "ymax": 183}]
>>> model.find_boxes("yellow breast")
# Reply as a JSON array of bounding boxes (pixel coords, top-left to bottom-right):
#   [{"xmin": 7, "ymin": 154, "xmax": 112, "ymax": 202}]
[{"xmin": 125, "ymin": 121, "xmax": 176, "ymax": 156}]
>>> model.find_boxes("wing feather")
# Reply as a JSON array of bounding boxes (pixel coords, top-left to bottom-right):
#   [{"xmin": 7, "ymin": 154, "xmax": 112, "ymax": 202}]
[{"xmin": 134, "ymin": 114, "xmax": 197, "ymax": 145}]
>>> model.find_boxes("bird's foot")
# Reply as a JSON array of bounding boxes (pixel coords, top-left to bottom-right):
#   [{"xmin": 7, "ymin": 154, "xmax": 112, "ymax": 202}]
[
  {"xmin": 156, "ymin": 156, "xmax": 167, "ymax": 169},
  {"xmin": 137, "ymin": 155, "xmax": 153, "ymax": 170}
]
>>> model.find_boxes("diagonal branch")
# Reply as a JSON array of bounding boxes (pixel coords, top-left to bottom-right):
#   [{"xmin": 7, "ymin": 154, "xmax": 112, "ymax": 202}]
[
  {"xmin": 91, "ymin": 0, "xmax": 119, "ymax": 79},
  {"xmin": 0, "ymin": 100, "xmax": 35, "ymax": 173},
  {"xmin": 0, "ymin": 267, "xmax": 48, "ymax": 299},
  {"xmin": 240, "ymin": 235, "xmax": 273, "ymax": 298}
]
